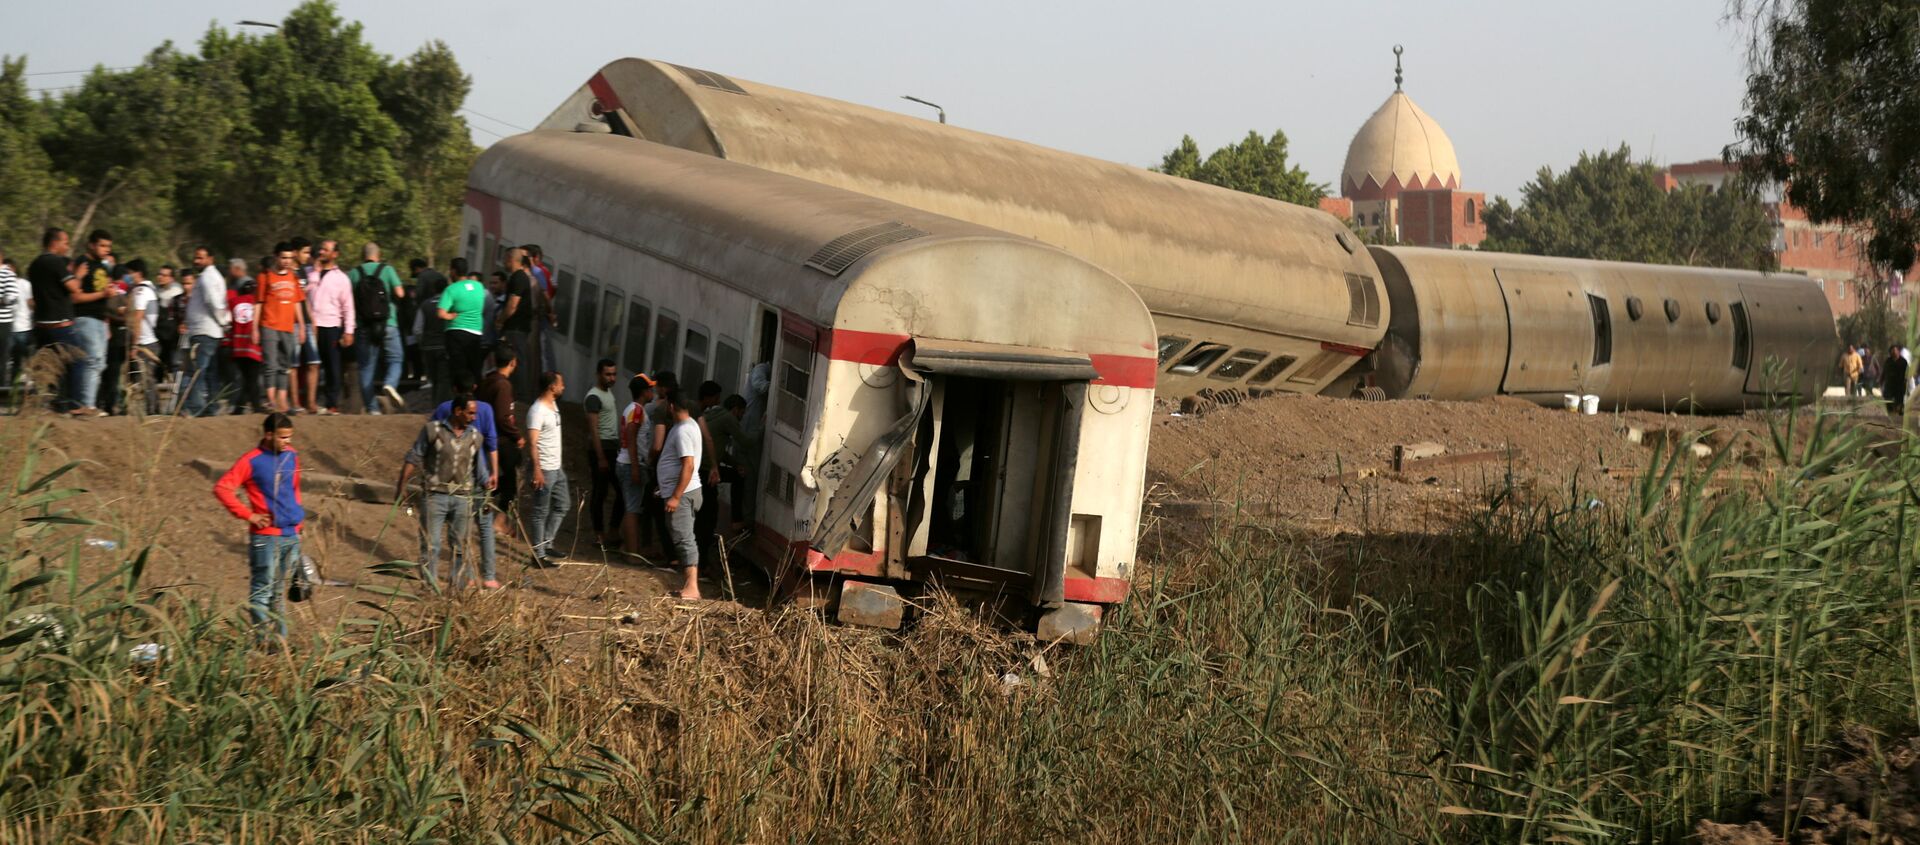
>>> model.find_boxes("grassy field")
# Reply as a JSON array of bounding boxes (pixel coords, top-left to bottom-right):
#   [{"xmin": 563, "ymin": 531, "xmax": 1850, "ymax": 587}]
[{"xmin": 2, "ymin": 407, "xmax": 1916, "ymax": 843}]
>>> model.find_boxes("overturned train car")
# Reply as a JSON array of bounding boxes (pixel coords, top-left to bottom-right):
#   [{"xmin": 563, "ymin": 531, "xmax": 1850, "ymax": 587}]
[
  {"xmin": 467, "ymin": 132, "xmax": 1157, "ymax": 633},
  {"xmin": 1370, "ymin": 247, "xmax": 1837, "ymax": 409},
  {"xmin": 541, "ymin": 58, "xmax": 1836, "ymax": 412}
]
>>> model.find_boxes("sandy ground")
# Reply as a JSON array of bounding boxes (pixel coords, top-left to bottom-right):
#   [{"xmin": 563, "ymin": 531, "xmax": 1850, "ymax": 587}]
[{"xmin": 0, "ymin": 389, "xmax": 1879, "ymax": 633}]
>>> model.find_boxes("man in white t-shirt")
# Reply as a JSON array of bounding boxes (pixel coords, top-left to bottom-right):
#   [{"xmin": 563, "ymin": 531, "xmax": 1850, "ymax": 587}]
[
  {"xmin": 125, "ymin": 260, "xmax": 162, "ymax": 415},
  {"xmin": 656, "ymin": 390, "xmax": 704, "ymax": 599},
  {"xmin": 525, "ymin": 370, "xmax": 569, "ymax": 564}
]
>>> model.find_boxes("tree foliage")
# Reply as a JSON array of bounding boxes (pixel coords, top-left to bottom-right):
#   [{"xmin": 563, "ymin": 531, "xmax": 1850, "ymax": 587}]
[
  {"xmin": 1835, "ymin": 280, "xmax": 1909, "ymax": 352},
  {"xmin": 0, "ymin": 0, "xmax": 476, "ymax": 267},
  {"xmin": 1483, "ymin": 145, "xmax": 1777, "ymax": 270},
  {"xmin": 1732, "ymin": 0, "xmax": 1920, "ymax": 270},
  {"xmin": 1154, "ymin": 130, "xmax": 1327, "ymax": 207}
]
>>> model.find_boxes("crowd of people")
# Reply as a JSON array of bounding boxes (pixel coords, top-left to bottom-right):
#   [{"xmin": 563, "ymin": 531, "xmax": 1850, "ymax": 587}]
[
  {"xmin": 0, "ymin": 226, "xmax": 561, "ymax": 419},
  {"xmin": 0, "ymin": 225, "xmax": 762, "ymax": 642},
  {"xmin": 1840, "ymin": 342, "xmax": 1914, "ymax": 417}
]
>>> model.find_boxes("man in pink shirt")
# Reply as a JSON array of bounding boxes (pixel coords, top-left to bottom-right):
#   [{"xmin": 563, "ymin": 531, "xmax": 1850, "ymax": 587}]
[{"xmin": 305, "ymin": 239, "xmax": 355, "ymax": 415}]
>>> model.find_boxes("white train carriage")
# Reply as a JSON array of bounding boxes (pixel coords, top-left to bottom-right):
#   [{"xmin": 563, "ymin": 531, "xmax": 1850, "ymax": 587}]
[{"xmin": 463, "ymin": 132, "xmax": 1158, "ymax": 632}]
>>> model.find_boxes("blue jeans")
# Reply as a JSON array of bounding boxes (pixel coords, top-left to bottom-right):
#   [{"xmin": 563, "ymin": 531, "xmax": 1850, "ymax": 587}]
[
  {"xmin": 668, "ymin": 487, "xmax": 701, "ymax": 570},
  {"xmin": 529, "ymin": 470, "xmax": 570, "ymax": 559},
  {"xmin": 357, "ymin": 325, "xmax": 403, "ymax": 412},
  {"xmin": 420, "ymin": 492, "xmax": 474, "ymax": 589},
  {"xmin": 247, "ymin": 533, "xmax": 301, "ymax": 638},
  {"xmin": 476, "ymin": 496, "xmax": 498, "ymax": 581},
  {"xmin": 70, "ymin": 316, "xmax": 108, "ymax": 410},
  {"xmin": 183, "ymin": 334, "xmax": 224, "ymax": 416}
]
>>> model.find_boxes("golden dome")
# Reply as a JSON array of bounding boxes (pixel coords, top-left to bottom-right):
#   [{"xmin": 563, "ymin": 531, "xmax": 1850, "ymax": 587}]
[{"xmin": 1341, "ymin": 90, "xmax": 1462, "ymax": 199}]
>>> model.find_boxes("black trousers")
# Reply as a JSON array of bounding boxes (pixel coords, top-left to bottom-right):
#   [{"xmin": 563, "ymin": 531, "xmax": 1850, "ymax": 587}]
[
  {"xmin": 231, "ymin": 357, "xmax": 263, "ymax": 412},
  {"xmin": 317, "ymin": 325, "xmax": 346, "ymax": 409},
  {"xmin": 586, "ymin": 440, "xmax": 623, "ymax": 535},
  {"xmin": 446, "ymin": 331, "xmax": 483, "ymax": 391},
  {"xmin": 694, "ymin": 464, "xmax": 746, "ymax": 552}
]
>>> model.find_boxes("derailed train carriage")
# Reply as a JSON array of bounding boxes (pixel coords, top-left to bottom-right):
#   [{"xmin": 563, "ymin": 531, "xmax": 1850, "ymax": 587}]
[
  {"xmin": 465, "ymin": 132, "xmax": 1157, "ymax": 637},
  {"xmin": 536, "ymin": 57, "xmax": 1838, "ymax": 411}
]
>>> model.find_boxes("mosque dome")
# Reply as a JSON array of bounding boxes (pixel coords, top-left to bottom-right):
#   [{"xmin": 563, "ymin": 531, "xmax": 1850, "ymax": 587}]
[{"xmin": 1340, "ymin": 53, "xmax": 1461, "ymax": 200}]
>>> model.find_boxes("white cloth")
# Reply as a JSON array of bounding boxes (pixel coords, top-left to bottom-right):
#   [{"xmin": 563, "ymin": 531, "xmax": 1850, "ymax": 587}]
[
  {"xmin": 615, "ymin": 402, "xmax": 641, "ymax": 466},
  {"xmin": 185, "ymin": 265, "xmax": 230, "ymax": 339},
  {"xmin": 655, "ymin": 418, "xmax": 703, "ymax": 499},
  {"xmin": 527, "ymin": 398, "xmax": 564, "ymax": 472},
  {"xmin": 130, "ymin": 282, "xmax": 160, "ymax": 346},
  {"xmin": 0, "ymin": 266, "xmax": 24, "ymax": 328}
]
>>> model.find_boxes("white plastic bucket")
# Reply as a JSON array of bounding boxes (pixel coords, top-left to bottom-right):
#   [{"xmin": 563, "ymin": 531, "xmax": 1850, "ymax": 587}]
[
  {"xmin": 1563, "ymin": 394, "xmax": 1581, "ymax": 412},
  {"xmin": 1581, "ymin": 394, "xmax": 1600, "ymax": 415}
]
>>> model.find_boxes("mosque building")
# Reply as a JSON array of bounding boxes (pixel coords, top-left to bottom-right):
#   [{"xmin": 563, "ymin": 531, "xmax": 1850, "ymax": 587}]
[{"xmin": 1337, "ymin": 48, "xmax": 1486, "ymax": 248}]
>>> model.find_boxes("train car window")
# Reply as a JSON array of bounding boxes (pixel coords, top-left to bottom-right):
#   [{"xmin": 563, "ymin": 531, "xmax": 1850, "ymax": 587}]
[
  {"xmin": 1730, "ymin": 303, "xmax": 1751, "ymax": 369},
  {"xmin": 1626, "ymin": 297, "xmax": 1644, "ymax": 321},
  {"xmin": 775, "ymin": 329, "xmax": 813, "ymax": 432},
  {"xmin": 622, "ymin": 298, "xmax": 652, "ymax": 375},
  {"xmin": 1663, "ymin": 298, "xmax": 1681, "ymax": 323},
  {"xmin": 653, "ymin": 310, "xmax": 680, "ymax": 377},
  {"xmin": 1247, "ymin": 355, "xmax": 1300, "ymax": 386},
  {"xmin": 1156, "ymin": 336, "xmax": 1192, "ymax": 366},
  {"xmin": 682, "ymin": 323, "xmax": 711, "ymax": 386},
  {"xmin": 1209, "ymin": 349, "xmax": 1268, "ymax": 381},
  {"xmin": 577, "ymin": 277, "xmax": 601, "ymax": 352},
  {"xmin": 553, "ymin": 267, "xmax": 576, "ymax": 339},
  {"xmin": 1170, "ymin": 343, "xmax": 1229, "ymax": 376},
  {"xmin": 714, "ymin": 337, "xmax": 743, "ymax": 394},
  {"xmin": 1706, "ymin": 301, "xmax": 1722, "ymax": 324},
  {"xmin": 1588, "ymin": 294, "xmax": 1612, "ymax": 367}
]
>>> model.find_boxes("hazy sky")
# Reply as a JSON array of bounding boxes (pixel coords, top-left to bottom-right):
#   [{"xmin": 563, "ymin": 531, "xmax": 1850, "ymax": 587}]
[{"xmin": 6, "ymin": 1, "xmax": 1757, "ymax": 201}]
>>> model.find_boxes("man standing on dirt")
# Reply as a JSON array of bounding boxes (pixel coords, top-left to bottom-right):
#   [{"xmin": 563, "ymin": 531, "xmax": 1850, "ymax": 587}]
[
  {"xmin": 1884, "ymin": 347, "xmax": 1909, "ymax": 418},
  {"xmin": 68, "ymin": 230, "xmax": 116, "ymax": 417},
  {"xmin": 439, "ymin": 259, "xmax": 487, "ymax": 391},
  {"xmin": 525, "ymin": 371, "xmax": 568, "ymax": 565},
  {"xmin": 180, "ymin": 247, "xmax": 230, "ymax": 417},
  {"xmin": 1842, "ymin": 345, "xmax": 1863, "ymax": 398},
  {"xmin": 399, "ymin": 393, "xmax": 491, "ymax": 590},
  {"xmin": 257, "ymin": 245, "xmax": 306, "ymax": 415},
  {"xmin": 617, "ymin": 372, "xmax": 656, "ymax": 558},
  {"xmin": 410, "ymin": 257, "xmax": 449, "ymax": 406},
  {"xmin": 480, "ymin": 347, "xmax": 521, "ymax": 540},
  {"xmin": 214, "ymin": 412, "xmax": 305, "ymax": 642},
  {"xmin": 305, "ymin": 240, "xmax": 354, "ymax": 415},
  {"xmin": 582, "ymin": 359, "xmax": 623, "ymax": 548},
  {"xmin": 658, "ymin": 390, "xmax": 705, "ymax": 600},
  {"xmin": 494, "ymin": 247, "xmax": 536, "ymax": 403},
  {"xmin": 351, "ymin": 242, "xmax": 406, "ymax": 415}
]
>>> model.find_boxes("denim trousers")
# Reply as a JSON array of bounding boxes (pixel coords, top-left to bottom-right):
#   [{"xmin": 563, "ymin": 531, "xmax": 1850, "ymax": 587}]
[
  {"xmin": 420, "ymin": 492, "xmax": 474, "ymax": 589},
  {"xmin": 476, "ymin": 496, "xmax": 497, "ymax": 581},
  {"xmin": 316, "ymin": 325, "xmax": 346, "ymax": 409},
  {"xmin": 356, "ymin": 325, "xmax": 403, "ymax": 411},
  {"xmin": 248, "ymin": 533, "xmax": 301, "ymax": 638},
  {"xmin": 70, "ymin": 316, "xmax": 108, "ymax": 410},
  {"xmin": 529, "ymin": 470, "xmax": 570, "ymax": 558},
  {"xmin": 183, "ymin": 334, "xmax": 224, "ymax": 416}
]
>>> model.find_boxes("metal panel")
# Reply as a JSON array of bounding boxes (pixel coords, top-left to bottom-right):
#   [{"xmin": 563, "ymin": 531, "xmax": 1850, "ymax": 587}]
[
  {"xmin": 1739, "ymin": 282, "xmax": 1828, "ymax": 396},
  {"xmin": 1495, "ymin": 268, "xmax": 1592, "ymax": 394}
]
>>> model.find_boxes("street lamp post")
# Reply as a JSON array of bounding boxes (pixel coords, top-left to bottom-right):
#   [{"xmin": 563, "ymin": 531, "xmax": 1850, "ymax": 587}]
[
  {"xmin": 236, "ymin": 20, "xmax": 280, "ymax": 29},
  {"xmin": 900, "ymin": 95, "xmax": 945, "ymax": 125}
]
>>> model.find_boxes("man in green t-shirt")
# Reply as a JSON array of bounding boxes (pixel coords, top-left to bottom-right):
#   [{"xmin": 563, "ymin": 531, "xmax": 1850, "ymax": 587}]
[
  {"xmin": 351, "ymin": 242, "xmax": 408, "ymax": 413},
  {"xmin": 438, "ymin": 256, "xmax": 489, "ymax": 389}
]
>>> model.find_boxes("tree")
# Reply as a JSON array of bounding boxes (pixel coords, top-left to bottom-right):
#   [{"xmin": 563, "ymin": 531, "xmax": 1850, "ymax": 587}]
[
  {"xmin": 0, "ymin": 0, "xmax": 476, "ymax": 267},
  {"xmin": 1482, "ymin": 145, "xmax": 1776, "ymax": 270},
  {"xmin": 1731, "ymin": 0, "xmax": 1920, "ymax": 271},
  {"xmin": 1836, "ymin": 281, "xmax": 1908, "ymax": 354},
  {"xmin": 1154, "ymin": 130, "xmax": 1327, "ymax": 207},
  {"xmin": 0, "ymin": 58, "xmax": 66, "ymax": 255}
]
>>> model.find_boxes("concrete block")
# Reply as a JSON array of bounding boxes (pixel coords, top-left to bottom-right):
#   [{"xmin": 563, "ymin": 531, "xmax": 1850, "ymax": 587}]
[
  {"xmin": 1393, "ymin": 441, "xmax": 1446, "ymax": 470},
  {"xmin": 1037, "ymin": 602, "xmax": 1102, "ymax": 645},
  {"xmin": 836, "ymin": 581, "xmax": 904, "ymax": 629}
]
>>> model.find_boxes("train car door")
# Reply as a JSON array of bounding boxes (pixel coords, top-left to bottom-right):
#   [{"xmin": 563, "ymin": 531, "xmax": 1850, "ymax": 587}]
[
  {"xmin": 1494, "ymin": 268, "xmax": 1594, "ymax": 395},
  {"xmin": 811, "ymin": 339, "xmax": 1095, "ymax": 606},
  {"xmin": 1737, "ymin": 282, "xmax": 1824, "ymax": 397}
]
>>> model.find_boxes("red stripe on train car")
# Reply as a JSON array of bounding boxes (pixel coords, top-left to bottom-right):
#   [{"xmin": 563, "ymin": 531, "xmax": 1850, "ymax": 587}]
[
  {"xmin": 751, "ymin": 522, "xmax": 1132, "ymax": 604},
  {"xmin": 1063, "ymin": 576, "xmax": 1131, "ymax": 604},
  {"xmin": 587, "ymin": 73, "xmax": 624, "ymax": 112},
  {"xmin": 825, "ymin": 329, "xmax": 1156, "ymax": 389},
  {"xmin": 1319, "ymin": 341, "xmax": 1374, "ymax": 357},
  {"xmin": 464, "ymin": 189, "xmax": 502, "ymax": 238}
]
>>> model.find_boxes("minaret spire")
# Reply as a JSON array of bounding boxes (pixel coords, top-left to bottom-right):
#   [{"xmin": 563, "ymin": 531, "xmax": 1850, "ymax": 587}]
[{"xmin": 1393, "ymin": 45, "xmax": 1404, "ymax": 92}]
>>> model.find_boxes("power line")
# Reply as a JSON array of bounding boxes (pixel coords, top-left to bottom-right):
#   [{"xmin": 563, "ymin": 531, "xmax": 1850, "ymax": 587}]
[
  {"xmin": 459, "ymin": 107, "xmax": 527, "ymax": 133},
  {"xmin": 24, "ymin": 66, "xmax": 136, "ymax": 77},
  {"xmin": 467, "ymin": 122, "xmax": 508, "ymax": 140}
]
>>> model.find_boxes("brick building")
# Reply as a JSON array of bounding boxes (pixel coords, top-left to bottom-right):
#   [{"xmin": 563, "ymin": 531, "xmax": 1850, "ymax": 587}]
[
  {"xmin": 1338, "ymin": 48, "xmax": 1486, "ymax": 248},
  {"xmin": 1661, "ymin": 159, "xmax": 1910, "ymax": 319}
]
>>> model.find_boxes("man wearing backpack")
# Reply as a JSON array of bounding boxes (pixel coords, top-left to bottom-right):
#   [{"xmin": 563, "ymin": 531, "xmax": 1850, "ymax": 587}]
[{"xmin": 352, "ymin": 242, "xmax": 407, "ymax": 415}]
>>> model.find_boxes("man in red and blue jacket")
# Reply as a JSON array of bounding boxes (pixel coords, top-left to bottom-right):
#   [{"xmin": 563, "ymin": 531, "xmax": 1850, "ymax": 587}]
[{"xmin": 214, "ymin": 412, "xmax": 305, "ymax": 639}]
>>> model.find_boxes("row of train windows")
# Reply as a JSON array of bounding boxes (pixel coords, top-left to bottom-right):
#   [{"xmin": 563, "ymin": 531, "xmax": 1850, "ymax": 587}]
[
  {"xmin": 1588, "ymin": 293, "xmax": 1753, "ymax": 370},
  {"xmin": 465, "ymin": 234, "xmax": 747, "ymax": 395},
  {"xmin": 1155, "ymin": 336, "xmax": 1303, "ymax": 386}
]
